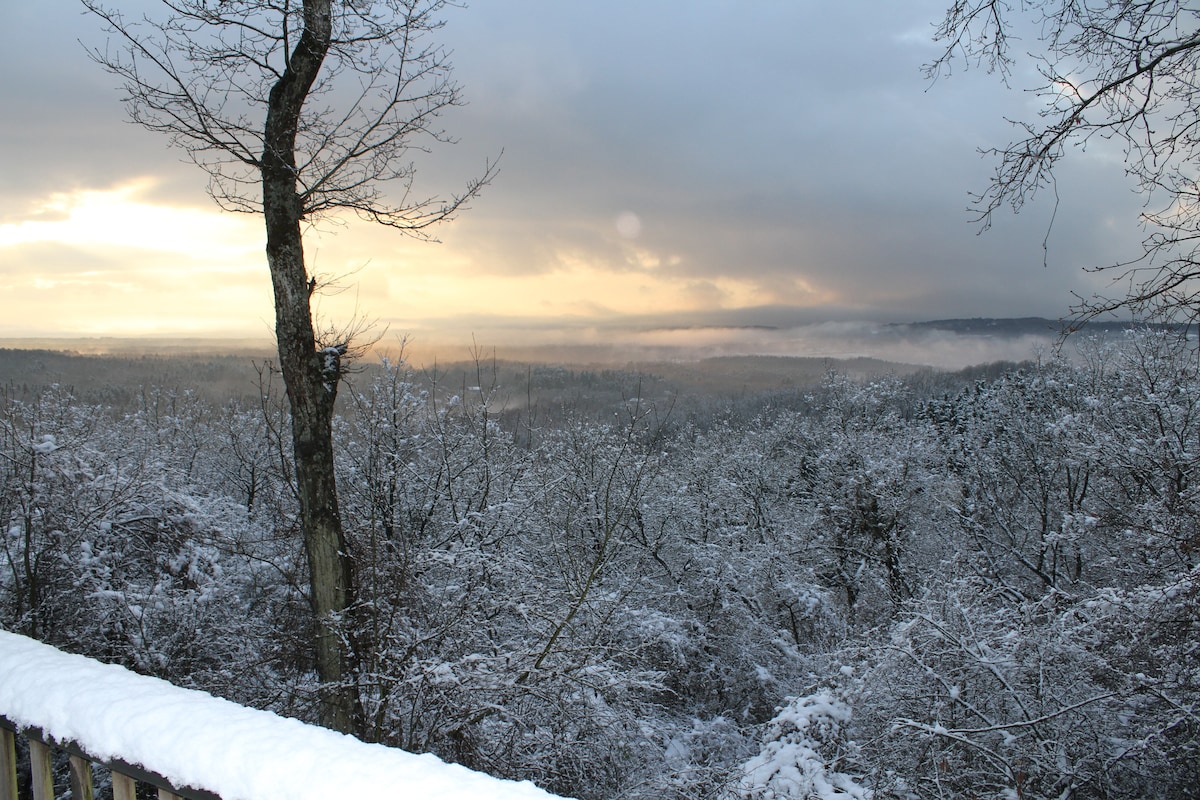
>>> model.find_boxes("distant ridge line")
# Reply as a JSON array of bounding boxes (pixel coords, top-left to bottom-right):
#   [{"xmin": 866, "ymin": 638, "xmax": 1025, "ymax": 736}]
[{"xmin": 906, "ymin": 317, "xmax": 1188, "ymax": 336}]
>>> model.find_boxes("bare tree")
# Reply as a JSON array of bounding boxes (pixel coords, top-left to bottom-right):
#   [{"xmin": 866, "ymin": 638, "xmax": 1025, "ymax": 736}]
[
  {"xmin": 81, "ymin": 0, "xmax": 496, "ymax": 733},
  {"xmin": 930, "ymin": 0, "xmax": 1200, "ymax": 324}
]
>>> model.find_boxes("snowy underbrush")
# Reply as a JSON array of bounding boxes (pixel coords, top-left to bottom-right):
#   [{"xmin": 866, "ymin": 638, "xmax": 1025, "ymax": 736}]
[{"xmin": 842, "ymin": 570, "xmax": 1200, "ymax": 799}]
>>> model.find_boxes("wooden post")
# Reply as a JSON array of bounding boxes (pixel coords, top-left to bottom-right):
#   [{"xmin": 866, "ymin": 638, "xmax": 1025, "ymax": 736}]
[
  {"xmin": 0, "ymin": 729, "xmax": 16, "ymax": 800},
  {"xmin": 159, "ymin": 790, "xmax": 183, "ymax": 800},
  {"xmin": 28, "ymin": 739, "xmax": 54, "ymax": 800},
  {"xmin": 69, "ymin": 754, "xmax": 95, "ymax": 800},
  {"xmin": 113, "ymin": 770, "xmax": 138, "ymax": 800}
]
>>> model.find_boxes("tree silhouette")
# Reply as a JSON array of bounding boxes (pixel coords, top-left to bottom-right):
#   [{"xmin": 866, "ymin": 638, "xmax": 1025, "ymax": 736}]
[
  {"xmin": 81, "ymin": 0, "xmax": 496, "ymax": 732},
  {"xmin": 931, "ymin": 0, "xmax": 1200, "ymax": 324}
]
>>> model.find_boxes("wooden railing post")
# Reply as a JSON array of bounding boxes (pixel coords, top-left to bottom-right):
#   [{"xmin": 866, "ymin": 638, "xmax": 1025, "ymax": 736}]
[
  {"xmin": 28, "ymin": 739, "xmax": 54, "ymax": 800},
  {"xmin": 0, "ymin": 728, "xmax": 16, "ymax": 800},
  {"xmin": 69, "ymin": 754, "xmax": 96, "ymax": 800},
  {"xmin": 113, "ymin": 770, "xmax": 138, "ymax": 800}
]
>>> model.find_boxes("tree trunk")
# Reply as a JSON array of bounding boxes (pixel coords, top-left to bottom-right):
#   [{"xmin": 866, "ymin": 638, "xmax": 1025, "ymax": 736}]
[{"xmin": 262, "ymin": 0, "xmax": 359, "ymax": 734}]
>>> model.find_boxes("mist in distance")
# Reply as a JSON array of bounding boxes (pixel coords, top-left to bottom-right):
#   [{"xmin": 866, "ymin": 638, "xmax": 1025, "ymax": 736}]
[
  {"xmin": 400, "ymin": 317, "xmax": 1068, "ymax": 370},
  {"xmin": 0, "ymin": 316, "xmax": 1085, "ymax": 372}
]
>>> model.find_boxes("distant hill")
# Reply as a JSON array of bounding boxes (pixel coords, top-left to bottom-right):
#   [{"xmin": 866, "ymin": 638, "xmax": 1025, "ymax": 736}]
[
  {"xmin": 0, "ymin": 346, "xmax": 933, "ymax": 415},
  {"xmin": 10, "ymin": 316, "xmax": 1180, "ymax": 406},
  {"xmin": 906, "ymin": 316, "xmax": 1190, "ymax": 336},
  {"xmin": 0, "ymin": 348, "xmax": 272, "ymax": 404},
  {"xmin": 907, "ymin": 317, "xmax": 1063, "ymax": 336}
]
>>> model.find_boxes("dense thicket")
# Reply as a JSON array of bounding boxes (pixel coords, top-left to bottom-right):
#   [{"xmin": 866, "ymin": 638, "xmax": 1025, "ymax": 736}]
[{"xmin": 2, "ymin": 333, "xmax": 1196, "ymax": 799}]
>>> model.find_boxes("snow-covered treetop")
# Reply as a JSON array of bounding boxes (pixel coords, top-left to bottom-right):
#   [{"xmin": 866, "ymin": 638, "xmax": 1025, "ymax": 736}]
[{"xmin": 0, "ymin": 631, "xmax": 568, "ymax": 800}]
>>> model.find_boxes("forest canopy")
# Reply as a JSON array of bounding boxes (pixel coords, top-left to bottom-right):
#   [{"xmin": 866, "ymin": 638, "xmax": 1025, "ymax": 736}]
[{"xmin": 2, "ymin": 332, "xmax": 1196, "ymax": 799}]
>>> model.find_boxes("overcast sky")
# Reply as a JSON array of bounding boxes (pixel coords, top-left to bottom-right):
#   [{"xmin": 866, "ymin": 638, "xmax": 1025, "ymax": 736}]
[{"xmin": 0, "ymin": 1, "xmax": 1149, "ymax": 358}]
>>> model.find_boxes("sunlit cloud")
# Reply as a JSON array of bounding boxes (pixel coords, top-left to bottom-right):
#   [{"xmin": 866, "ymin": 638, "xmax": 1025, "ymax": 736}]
[
  {"xmin": 301, "ymin": 213, "xmax": 844, "ymax": 324},
  {"xmin": 0, "ymin": 179, "xmax": 262, "ymax": 261},
  {"xmin": 356, "ymin": 253, "xmax": 842, "ymax": 334},
  {"xmin": 0, "ymin": 181, "xmax": 271, "ymax": 336}
]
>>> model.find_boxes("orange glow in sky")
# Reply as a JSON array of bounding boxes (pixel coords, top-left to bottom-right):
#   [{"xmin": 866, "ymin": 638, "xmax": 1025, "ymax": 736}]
[
  {"xmin": 0, "ymin": 180, "xmax": 269, "ymax": 335},
  {"xmin": 0, "ymin": 179, "xmax": 839, "ymax": 343}
]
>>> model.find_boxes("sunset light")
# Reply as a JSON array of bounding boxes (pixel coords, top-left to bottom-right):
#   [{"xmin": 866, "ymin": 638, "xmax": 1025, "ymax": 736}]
[
  {"xmin": 0, "ymin": 180, "xmax": 258, "ymax": 258},
  {"xmin": 0, "ymin": 180, "xmax": 269, "ymax": 336},
  {"xmin": 0, "ymin": 0, "xmax": 1142, "ymax": 354}
]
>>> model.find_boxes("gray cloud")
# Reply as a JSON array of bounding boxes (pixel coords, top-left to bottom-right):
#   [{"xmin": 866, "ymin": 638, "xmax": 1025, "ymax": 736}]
[
  {"xmin": 424, "ymin": 0, "xmax": 1149, "ymax": 315},
  {"xmin": 0, "ymin": 1, "xmax": 203, "ymax": 213}
]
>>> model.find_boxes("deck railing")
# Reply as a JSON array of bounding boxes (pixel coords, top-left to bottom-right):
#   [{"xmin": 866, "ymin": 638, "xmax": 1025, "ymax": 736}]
[
  {"xmin": 1, "ymin": 715, "xmax": 207, "ymax": 800},
  {"xmin": 0, "ymin": 630, "xmax": 563, "ymax": 800}
]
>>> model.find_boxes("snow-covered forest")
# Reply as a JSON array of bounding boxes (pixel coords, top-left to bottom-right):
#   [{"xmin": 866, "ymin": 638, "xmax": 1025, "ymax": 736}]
[{"xmin": 2, "ymin": 332, "xmax": 1197, "ymax": 799}]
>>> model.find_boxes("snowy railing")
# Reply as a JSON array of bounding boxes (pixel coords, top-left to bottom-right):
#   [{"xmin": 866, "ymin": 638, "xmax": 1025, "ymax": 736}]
[
  {"xmin": 0, "ymin": 715, "xmax": 205, "ymax": 800},
  {"xmin": 0, "ymin": 630, "xmax": 565, "ymax": 800}
]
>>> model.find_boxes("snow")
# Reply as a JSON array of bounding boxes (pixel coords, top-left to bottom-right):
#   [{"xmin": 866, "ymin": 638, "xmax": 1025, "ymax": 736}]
[
  {"xmin": 32, "ymin": 434, "xmax": 57, "ymax": 454},
  {"xmin": 731, "ymin": 690, "xmax": 869, "ymax": 800},
  {"xmin": 0, "ymin": 630, "xmax": 569, "ymax": 800}
]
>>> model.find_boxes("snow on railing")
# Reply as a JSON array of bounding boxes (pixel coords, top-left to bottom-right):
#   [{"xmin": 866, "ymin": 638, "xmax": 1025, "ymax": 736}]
[
  {"xmin": 0, "ymin": 630, "xmax": 567, "ymax": 800},
  {"xmin": 0, "ymin": 716, "xmax": 207, "ymax": 800}
]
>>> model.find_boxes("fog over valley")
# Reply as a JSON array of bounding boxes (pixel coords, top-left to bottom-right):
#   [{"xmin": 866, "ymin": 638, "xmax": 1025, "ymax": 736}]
[{"xmin": 0, "ymin": 315, "xmax": 1090, "ymax": 377}]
